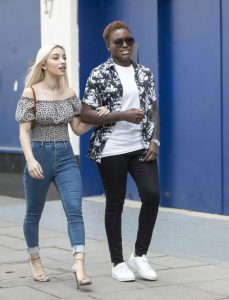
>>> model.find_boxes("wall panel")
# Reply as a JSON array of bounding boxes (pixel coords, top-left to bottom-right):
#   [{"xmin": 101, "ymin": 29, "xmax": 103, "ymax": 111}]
[
  {"xmin": 159, "ymin": 0, "xmax": 222, "ymax": 213},
  {"xmin": 0, "ymin": 0, "xmax": 40, "ymax": 153},
  {"xmin": 222, "ymin": 0, "xmax": 229, "ymax": 214}
]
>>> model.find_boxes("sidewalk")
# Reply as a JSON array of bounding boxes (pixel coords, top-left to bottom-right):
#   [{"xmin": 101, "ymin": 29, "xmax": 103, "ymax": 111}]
[{"xmin": 1, "ymin": 195, "xmax": 229, "ymax": 300}]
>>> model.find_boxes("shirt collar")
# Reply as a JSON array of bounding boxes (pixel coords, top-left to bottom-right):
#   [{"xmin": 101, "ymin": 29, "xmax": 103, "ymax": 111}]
[{"xmin": 105, "ymin": 56, "xmax": 139, "ymax": 71}]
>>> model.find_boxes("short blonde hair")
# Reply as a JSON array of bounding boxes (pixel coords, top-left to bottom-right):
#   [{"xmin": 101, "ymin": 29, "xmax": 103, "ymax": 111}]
[
  {"xmin": 25, "ymin": 44, "xmax": 69, "ymax": 87},
  {"xmin": 103, "ymin": 21, "xmax": 131, "ymax": 45}
]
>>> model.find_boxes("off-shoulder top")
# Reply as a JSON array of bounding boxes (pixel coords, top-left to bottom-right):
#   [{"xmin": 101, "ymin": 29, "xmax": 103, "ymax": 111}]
[{"xmin": 15, "ymin": 95, "xmax": 81, "ymax": 141}]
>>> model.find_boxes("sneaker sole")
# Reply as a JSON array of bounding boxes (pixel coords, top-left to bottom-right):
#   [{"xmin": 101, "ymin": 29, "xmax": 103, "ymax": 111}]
[
  {"xmin": 112, "ymin": 274, "xmax": 135, "ymax": 282},
  {"xmin": 139, "ymin": 273, "xmax": 157, "ymax": 281}
]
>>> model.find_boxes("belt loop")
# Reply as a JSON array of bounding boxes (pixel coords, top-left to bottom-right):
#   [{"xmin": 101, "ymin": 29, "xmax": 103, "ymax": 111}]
[
  {"xmin": 41, "ymin": 141, "xmax": 44, "ymax": 147},
  {"xmin": 64, "ymin": 141, "xmax": 66, "ymax": 148}
]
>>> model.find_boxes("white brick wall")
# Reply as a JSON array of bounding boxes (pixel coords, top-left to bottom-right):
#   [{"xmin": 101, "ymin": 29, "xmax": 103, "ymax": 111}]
[{"xmin": 40, "ymin": 0, "xmax": 79, "ymax": 154}]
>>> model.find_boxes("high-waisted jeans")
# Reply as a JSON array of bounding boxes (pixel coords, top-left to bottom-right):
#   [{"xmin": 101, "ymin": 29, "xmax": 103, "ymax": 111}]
[
  {"xmin": 23, "ymin": 141, "xmax": 85, "ymax": 254},
  {"xmin": 98, "ymin": 149, "xmax": 160, "ymax": 265}
]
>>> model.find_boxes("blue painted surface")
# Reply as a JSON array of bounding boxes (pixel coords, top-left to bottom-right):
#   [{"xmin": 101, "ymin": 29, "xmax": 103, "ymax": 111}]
[
  {"xmin": 159, "ymin": 0, "xmax": 222, "ymax": 213},
  {"xmin": 78, "ymin": 0, "xmax": 104, "ymax": 196},
  {"xmin": 1, "ymin": 0, "xmax": 228, "ymax": 215},
  {"xmin": 0, "ymin": 0, "xmax": 40, "ymax": 153},
  {"xmin": 222, "ymin": 0, "xmax": 229, "ymax": 214},
  {"xmin": 79, "ymin": 0, "xmax": 158, "ymax": 198}
]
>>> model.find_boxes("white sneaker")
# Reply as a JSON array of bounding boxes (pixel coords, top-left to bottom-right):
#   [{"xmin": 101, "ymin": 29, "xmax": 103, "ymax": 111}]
[
  {"xmin": 128, "ymin": 254, "xmax": 157, "ymax": 280},
  {"xmin": 112, "ymin": 262, "xmax": 135, "ymax": 282}
]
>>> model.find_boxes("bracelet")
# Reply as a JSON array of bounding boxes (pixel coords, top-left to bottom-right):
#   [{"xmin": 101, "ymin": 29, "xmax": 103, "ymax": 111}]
[{"xmin": 151, "ymin": 139, "xmax": 160, "ymax": 146}]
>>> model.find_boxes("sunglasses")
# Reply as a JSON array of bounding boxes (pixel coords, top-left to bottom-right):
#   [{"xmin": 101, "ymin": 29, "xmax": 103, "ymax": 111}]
[{"xmin": 113, "ymin": 37, "xmax": 135, "ymax": 48}]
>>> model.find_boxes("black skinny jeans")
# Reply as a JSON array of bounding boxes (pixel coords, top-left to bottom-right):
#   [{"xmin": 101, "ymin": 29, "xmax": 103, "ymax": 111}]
[{"xmin": 98, "ymin": 149, "xmax": 160, "ymax": 265}]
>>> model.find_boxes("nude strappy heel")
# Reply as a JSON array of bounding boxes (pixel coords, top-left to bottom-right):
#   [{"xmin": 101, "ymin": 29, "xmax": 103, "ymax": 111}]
[
  {"xmin": 29, "ymin": 253, "xmax": 49, "ymax": 282},
  {"xmin": 72, "ymin": 252, "xmax": 92, "ymax": 289}
]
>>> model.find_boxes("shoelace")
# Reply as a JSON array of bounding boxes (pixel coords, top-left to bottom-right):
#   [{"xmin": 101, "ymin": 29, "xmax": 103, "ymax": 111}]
[
  {"xmin": 120, "ymin": 265, "xmax": 128, "ymax": 272},
  {"xmin": 117, "ymin": 263, "xmax": 130, "ymax": 274}
]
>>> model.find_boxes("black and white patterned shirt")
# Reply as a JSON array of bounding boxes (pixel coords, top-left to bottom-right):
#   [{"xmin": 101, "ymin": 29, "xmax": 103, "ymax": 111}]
[{"xmin": 82, "ymin": 57, "xmax": 158, "ymax": 163}]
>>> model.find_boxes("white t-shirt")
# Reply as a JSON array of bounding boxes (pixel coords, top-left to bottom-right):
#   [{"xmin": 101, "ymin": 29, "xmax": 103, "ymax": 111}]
[{"xmin": 102, "ymin": 64, "xmax": 145, "ymax": 157}]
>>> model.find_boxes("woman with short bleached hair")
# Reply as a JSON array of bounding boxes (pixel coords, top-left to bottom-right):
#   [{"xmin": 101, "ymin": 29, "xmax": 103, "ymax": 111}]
[
  {"xmin": 81, "ymin": 21, "xmax": 160, "ymax": 282},
  {"xmin": 15, "ymin": 44, "xmax": 109, "ymax": 288}
]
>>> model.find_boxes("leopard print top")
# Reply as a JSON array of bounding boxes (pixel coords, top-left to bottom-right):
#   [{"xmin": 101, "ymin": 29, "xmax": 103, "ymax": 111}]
[{"xmin": 15, "ymin": 95, "xmax": 81, "ymax": 141}]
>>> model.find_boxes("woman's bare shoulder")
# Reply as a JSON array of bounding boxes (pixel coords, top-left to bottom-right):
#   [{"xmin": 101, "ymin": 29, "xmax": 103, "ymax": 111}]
[
  {"xmin": 21, "ymin": 87, "xmax": 33, "ymax": 98},
  {"xmin": 63, "ymin": 87, "xmax": 76, "ymax": 98}
]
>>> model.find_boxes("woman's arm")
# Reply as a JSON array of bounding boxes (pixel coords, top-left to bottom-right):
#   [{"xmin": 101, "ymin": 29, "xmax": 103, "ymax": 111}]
[
  {"xmin": 70, "ymin": 117, "xmax": 92, "ymax": 136},
  {"xmin": 82, "ymin": 70, "xmax": 144, "ymax": 125},
  {"xmin": 81, "ymin": 103, "xmax": 144, "ymax": 125},
  {"xmin": 70, "ymin": 106, "xmax": 110, "ymax": 136},
  {"xmin": 151, "ymin": 101, "xmax": 160, "ymax": 142},
  {"xmin": 19, "ymin": 122, "xmax": 44, "ymax": 179},
  {"xmin": 143, "ymin": 101, "xmax": 160, "ymax": 162},
  {"xmin": 142, "ymin": 72, "xmax": 160, "ymax": 162}
]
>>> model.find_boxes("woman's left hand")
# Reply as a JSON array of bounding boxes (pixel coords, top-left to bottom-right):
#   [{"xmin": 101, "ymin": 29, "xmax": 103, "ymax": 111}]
[
  {"xmin": 143, "ymin": 142, "xmax": 159, "ymax": 162},
  {"xmin": 96, "ymin": 106, "xmax": 110, "ymax": 116}
]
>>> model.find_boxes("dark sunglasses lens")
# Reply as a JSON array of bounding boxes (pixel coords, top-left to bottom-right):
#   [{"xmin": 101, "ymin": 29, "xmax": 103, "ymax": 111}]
[
  {"xmin": 126, "ymin": 37, "xmax": 135, "ymax": 46},
  {"xmin": 114, "ymin": 39, "xmax": 123, "ymax": 47},
  {"xmin": 113, "ymin": 37, "xmax": 135, "ymax": 47}
]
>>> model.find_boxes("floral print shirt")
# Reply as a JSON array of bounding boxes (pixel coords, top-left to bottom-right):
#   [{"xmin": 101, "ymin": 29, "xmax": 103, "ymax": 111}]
[{"xmin": 82, "ymin": 57, "xmax": 157, "ymax": 163}]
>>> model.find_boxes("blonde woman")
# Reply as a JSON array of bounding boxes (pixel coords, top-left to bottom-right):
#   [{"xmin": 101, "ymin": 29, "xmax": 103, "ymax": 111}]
[{"xmin": 15, "ymin": 44, "xmax": 109, "ymax": 288}]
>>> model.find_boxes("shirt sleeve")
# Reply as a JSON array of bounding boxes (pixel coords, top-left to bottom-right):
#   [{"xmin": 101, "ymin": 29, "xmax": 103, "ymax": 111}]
[
  {"xmin": 70, "ymin": 95, "xmax": 82, "ymax": 117},
  {"xmin": 150, "ymin": 73, "xmax": 157, "ymax": 102},
  {"xmin": 15, "ymin": 97, "xmax": 35, "ymax": 123},
  {"xmin": 82, "ymin": 70, "xmax": 101, "ymax": 108}
]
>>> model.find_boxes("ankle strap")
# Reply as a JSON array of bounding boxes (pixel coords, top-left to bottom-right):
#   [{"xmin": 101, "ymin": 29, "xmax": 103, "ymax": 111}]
[{"xmin": 30, "ymin": 256, "xmax": 40, "ymax": 261}]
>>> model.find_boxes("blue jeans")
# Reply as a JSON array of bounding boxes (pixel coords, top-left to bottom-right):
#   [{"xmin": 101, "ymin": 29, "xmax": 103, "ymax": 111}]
[{"xmin": 23, "ymin": 141, "xmax": 85, "ymax": 254}]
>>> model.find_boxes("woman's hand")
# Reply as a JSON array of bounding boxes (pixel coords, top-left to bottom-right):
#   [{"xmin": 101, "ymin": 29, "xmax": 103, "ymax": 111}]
[
  {"xmin": 122, "ymin": 108, "xmax": 144, "ymax": 124},
  {"xmin": 96, "ymin": 106, "xmax": 110, "ymax": 116},
  {"xmin": 70, "ymin": 105, "xmax": 110, "ymax": 135},
  {"xmin": 27, "ymin": 158, "xmax": 44, "ymax": 179},
  {"xmin": 142, "ymin": 142, "xmax": 159, "ymax": 162}
]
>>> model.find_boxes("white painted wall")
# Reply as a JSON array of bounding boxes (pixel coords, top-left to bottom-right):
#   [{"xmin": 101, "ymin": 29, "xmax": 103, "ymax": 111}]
[{"xmin": 40, "ymin": 0, "xmax": 79, "ymax": 154}]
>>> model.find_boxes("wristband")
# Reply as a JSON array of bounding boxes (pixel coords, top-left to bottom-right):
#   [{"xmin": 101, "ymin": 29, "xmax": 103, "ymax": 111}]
[{"xmin": 151, "ymin": 139, "xmax": 160, "ymax": 147}]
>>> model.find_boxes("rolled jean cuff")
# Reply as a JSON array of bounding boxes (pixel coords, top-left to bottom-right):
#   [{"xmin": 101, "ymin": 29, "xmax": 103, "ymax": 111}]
[
  {"xmin": 28, "ymin": 246, "xmax": 40, "ymax": 254},
  {"xmin": 72, "ymin": 245, "xmax": 85, "ymax": 255}
]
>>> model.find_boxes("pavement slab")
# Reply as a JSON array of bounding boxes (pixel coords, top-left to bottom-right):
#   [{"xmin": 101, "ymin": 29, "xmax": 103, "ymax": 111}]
[
  {"xmin": 1, "ymin": 196, "xmax": 229, "ymax": 299},
  {"xmin": 184, "ymin": 278, "xmax": 229, "ymax": 299},
  {"xmin": 151, "ymin": 254, "xmax": 210, "ymax": 269},
  {"xmin": 0, "ymin": 234, "xmax": 25, "ymax": 250},
  {"xmin": 91, "ymin": 285, "xmax": 220, "ymax": 300},
  {"xmin": 147, "ymin": 264, "xmax": 229, "ymax": 288},
  {"xmin": 0, "ymin": 285, "xmax": 60, "ymax": 300}
]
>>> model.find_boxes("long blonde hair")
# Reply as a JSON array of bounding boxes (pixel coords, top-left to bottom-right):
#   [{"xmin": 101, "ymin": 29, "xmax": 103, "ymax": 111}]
[{"xmin": 25, "ymin": 44, "xmax": 69, "ymax": 88}]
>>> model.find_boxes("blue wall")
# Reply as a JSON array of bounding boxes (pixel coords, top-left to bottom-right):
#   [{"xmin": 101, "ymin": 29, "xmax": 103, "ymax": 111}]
[
  {"xmin": 79, "ymin": 0, "xmax": 229, "ymax": 215},
  {"xmin": 78, "ymin": 0, "xmax": 104, "ymax": 196},
  {"xmin": 0, "ymin": 0, "xmax": 40, "ymax": 153},
  {"xmin": 222, "ymin": 0, "xmax": 229, "ymax": 214},
  {"xmin": 79, "ymin": 0, "xmax": 158, "ymax": 198},
  {"xmin": 158, "ymin": 0, "xmax": 223, "ymax": 213},
  {"xmin": 2, "ymin": 0, "xmax": 227, "ymax": 215},
  {"xmin": 0, "ymin": 0, "xmax": 229, "ymax": 215}
]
